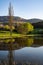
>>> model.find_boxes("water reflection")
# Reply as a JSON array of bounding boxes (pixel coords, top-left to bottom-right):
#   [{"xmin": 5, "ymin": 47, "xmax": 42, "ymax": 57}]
[
  {"xmin": 0, "ymin": 37, "xmax": 34, "ymax": 50},
  {"xmin": 8, "ymin": 38, "xmax": 14, "ymax": 65},
  {"xmin": 0, "ymin": 37, "xmax": 43, "ymax": 65}
]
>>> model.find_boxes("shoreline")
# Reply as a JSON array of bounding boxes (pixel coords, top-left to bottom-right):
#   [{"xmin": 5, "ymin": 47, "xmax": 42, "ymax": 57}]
[{"xmin": 0, "ymin": 34, "xmax": 43, "ymax": 39}]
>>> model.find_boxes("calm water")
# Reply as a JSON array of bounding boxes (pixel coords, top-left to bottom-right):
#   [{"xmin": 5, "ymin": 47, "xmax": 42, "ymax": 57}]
[{"xmin": 0, "ymin": 37, "xmax": 43, "ymax": 65}]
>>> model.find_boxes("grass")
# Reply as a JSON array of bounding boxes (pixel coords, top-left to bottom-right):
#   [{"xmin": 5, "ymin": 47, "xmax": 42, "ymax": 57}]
[
  {"xmin": 0, "ymin": 31, "xmax": 42, "ymax": 39},
  {"xmin": 0, "ymin": 31, "xmax": 26, "ymax": 39}
]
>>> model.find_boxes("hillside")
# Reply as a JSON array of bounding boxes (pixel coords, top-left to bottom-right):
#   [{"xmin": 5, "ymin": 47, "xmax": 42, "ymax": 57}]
[
  {"xmin": 0, "ymin": 16, "xmax": 26, "ymax": 23},
  {"xmin": 0, "ymin": 16, "xmax": 43, "ymax": 28},
  {"xmin": 0, "ymin": 16, "xmax": 42, "ymax": 23},
  {"xmin": 32, "ymin": 21, "xmax": 43, "ymax": 28},
  {"xmin": 28, "ymin": 18, "xmax": 42, "ymax": 23}
]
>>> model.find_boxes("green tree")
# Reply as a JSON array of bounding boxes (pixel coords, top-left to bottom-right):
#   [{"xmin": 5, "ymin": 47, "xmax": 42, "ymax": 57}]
[
  {"xmin": 4, "ymin": 25, "xmax": 15, "ymax": 30},
  {"xmin": 16, "ymin": 22, "xmax": 34, "ymax": 34}
]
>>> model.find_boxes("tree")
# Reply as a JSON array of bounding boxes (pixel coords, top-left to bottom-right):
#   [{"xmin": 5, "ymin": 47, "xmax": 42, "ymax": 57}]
[
  {"xmin": 8, "ymin": 2, "xmax": 14, "ymax": 37},
  {"xmin": 4, "ymin": 25, "xmax": 15, "ymax": 30},
  {"xmin": 16, "ymin": 22, "xmax": 34, "ymax": 34}
]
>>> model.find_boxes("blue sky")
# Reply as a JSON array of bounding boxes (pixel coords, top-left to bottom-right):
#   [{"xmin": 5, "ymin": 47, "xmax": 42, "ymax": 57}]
[{"xmin": 0, "ymin": 0, "xmax": 43, "ymax": 19}]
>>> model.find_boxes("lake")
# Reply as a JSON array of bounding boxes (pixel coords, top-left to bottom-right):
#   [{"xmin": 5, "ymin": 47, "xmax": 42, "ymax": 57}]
[{"xmin": 0, "ymin": 37, "xmax": 43, "ymax": 65}]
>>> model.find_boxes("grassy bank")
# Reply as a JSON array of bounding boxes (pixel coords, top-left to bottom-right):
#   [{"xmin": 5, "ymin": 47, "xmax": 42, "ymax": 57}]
[
  {"xmin": 0, "ymin": 32, "xmax": 24, "ymax": 39},
  {"xmin": 0, "ymin": 31, "xmax": 42, "ymax": 39},
  {"xmin": 0, "ymin": 31, "xmax": 28, "ymax": 39}
]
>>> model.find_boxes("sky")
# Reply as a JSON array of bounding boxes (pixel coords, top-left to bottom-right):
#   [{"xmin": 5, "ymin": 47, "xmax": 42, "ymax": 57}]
[{"xmin": 0, "ymin": 0, "xmax": 43, "ymax": 19}]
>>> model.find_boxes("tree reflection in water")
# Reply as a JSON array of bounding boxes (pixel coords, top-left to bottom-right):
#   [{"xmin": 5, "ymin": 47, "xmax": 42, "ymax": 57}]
[
  {"xmin": 8, "ymin": 38, "xmax": 14, "ymax": 65},
  {"xmin": 0, "ymin": 37, "xmax": 34, "ymax": 65},
  {"xmin": 0, "ymin": 37, "xmax": 43, "ymax": 65}
]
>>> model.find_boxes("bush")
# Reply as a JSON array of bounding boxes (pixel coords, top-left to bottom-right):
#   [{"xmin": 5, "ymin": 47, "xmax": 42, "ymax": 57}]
[{"xmin": 16, "ymin": 22, "xmax": 34, "ymax": 34}]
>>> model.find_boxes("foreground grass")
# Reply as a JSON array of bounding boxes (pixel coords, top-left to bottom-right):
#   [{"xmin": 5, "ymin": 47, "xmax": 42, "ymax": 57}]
[
  {"xmin": 0, "ymin": 31, "xmax": 26, "ymax": 39},
  {"xmin": 0, "ymin": 31, "xmax": 42, "ymax": 39}
]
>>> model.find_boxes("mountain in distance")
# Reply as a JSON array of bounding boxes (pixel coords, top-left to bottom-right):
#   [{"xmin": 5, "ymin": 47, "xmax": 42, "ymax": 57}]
[
  {"xmin": 0, "ymin": 16, "xmax": 43, "ymax": 28},
  {"xmin": 0, "ymin": 16, "xmax": 42, "ymax": 23},
  {"xmin": 28, "ymin": 18, "xmax": 42, "ymax": 23},
  {"xmin": 32, "ymin": 20, "xmax": 43, "ymax": 28},
  {"xmin": 0, "ymin": 16, "xmax": 27, "ymax": 23}
]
